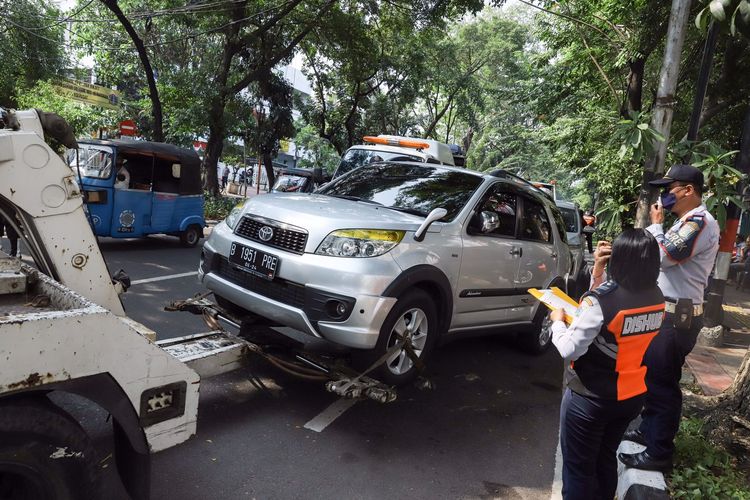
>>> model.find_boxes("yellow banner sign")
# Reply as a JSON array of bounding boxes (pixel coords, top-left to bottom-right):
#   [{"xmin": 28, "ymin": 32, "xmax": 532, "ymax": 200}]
[{"xmin": 54, "ymin": 78, "xmax": 121, "ymax": 110}]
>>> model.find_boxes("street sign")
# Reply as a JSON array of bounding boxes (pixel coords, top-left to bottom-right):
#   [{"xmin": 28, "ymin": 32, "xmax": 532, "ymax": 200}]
[
  {"xmin": 120, "ymin": 120, "xmax": 137, "ymax": 136},
  {"xmin": 193, "ymin": 141, "xmax": 207, "ymax": 152},
  {"xmin": 54, "ymin": 78, "xmax": 121, "ymax": 110}
]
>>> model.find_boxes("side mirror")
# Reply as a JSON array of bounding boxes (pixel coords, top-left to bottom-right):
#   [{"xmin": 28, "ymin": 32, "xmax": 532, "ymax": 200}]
[
  {"xmin": 414, "ymin": 208, "xmax": 448, "ymax": 242},
  {"xmin": 477, "ymin": 211, "xmax": 500, "ymax": 233}
]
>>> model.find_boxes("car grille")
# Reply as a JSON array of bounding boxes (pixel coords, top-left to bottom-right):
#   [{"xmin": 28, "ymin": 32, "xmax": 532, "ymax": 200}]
[
  {"xmin": 235, "ymin": 215, "xmax": 308, "ymax": 254},
  {"xmin": 213, "ymin": 256, "xmax": 305, "ymax": 309}
]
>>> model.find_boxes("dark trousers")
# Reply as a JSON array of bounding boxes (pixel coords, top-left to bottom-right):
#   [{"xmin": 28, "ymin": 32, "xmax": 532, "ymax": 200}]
[
  {"xmin": 637, "ymin": 313, "xmax": 702, "ymax": 460},
  {"xmin": 560, "ymin": 388, "xmax": 644, "ymax": 500},
  {"xmin": 584, "ymin": 232, "xmax": 594, "ymax": 253}
]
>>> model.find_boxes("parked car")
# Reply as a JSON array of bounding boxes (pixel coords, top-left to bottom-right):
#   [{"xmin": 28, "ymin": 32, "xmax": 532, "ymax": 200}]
[
  {"xmin": 271, "ymin": 167, "xmax": 331, "ymax": 193},
  {"xmin": 69, "ymin": 140, "xmax": 205, "ymax": 246},
  {"xmin": 199, "ymin": 162, "xmax": 572, "ymax": 384},
  {"xmin": 555, "ymin": 200, "xmax": 589, "ymax": 298}
]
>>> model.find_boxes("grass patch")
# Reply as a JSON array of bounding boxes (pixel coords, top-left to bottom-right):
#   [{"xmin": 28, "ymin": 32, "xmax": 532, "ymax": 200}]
[
  {"xmin": 204, "ymin": 192, "xmax": 240, "ymax": 220},
  {"xmin": 670, "ymin": 418, "xmax": 750, "ymax": 499}
]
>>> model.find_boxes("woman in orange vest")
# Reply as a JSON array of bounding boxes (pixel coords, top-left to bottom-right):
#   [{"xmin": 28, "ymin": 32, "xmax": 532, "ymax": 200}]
[{"xmin": 549, "ymin": 229, "xmax": 665, "ymax": 500}]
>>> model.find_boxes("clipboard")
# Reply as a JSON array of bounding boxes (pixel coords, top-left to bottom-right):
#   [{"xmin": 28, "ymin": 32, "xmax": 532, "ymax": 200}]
[{"xmin": 528, "ymin": 287, "xmax": 580, "ymax": 325}]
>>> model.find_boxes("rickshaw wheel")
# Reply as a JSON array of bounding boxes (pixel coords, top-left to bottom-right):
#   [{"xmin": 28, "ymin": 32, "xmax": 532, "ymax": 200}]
[{"xmin": 180, "ymin": 225, "xmax": 203, "ymax": 247}]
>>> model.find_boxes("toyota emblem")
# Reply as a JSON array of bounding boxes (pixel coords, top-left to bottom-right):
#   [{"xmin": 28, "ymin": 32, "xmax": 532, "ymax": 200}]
[{"xmin": 258, "ymin": 226, "xmax": 274, "ymax": 242}]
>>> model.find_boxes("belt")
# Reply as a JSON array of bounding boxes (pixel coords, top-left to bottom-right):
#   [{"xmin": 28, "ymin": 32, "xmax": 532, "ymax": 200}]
[{"xmin": 664, "ymin": 300, "xmax": 703, "ymax": 316}]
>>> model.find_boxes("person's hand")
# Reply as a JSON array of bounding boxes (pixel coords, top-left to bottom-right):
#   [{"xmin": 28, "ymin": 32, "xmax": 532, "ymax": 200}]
[
  {"xmin": 592, "ymin": 241, "xmax": 611, "ymax": 278},
  {"xmin": 650, "ymin": 203, "xmax": 664, "ymax": 225},
  {"xmin": 550, "ymin": 308, "xmax": 565, "ymax": 322}
]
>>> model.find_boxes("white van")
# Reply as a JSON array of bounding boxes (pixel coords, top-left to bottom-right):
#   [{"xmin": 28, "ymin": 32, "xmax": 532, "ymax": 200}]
[{"xmin": 332, "ymin": 135, "xmax": 455, "ymax": 179}]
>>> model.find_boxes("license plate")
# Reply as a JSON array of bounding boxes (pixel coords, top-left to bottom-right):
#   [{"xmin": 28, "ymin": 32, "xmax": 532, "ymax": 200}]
[{"xmin": 228, "ymin": 242, "xmax": 280, "ymax": 281}]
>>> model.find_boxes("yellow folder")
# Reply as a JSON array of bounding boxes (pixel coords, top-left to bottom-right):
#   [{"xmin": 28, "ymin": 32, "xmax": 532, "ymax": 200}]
[{"xmin": 528, "ymin": 287, "xmax": 580, "ymax": 325}]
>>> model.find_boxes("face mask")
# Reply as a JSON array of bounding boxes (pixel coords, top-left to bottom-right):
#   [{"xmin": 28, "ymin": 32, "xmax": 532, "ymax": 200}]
[{"xmin": 660, "ymin": 192, "xmax": 677, "ymax": 210}]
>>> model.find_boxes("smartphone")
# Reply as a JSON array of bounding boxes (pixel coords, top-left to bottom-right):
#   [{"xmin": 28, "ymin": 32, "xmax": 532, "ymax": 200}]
[{"xmin": 656, "ymin": 195, "xmax": 663, "ymax": 210}]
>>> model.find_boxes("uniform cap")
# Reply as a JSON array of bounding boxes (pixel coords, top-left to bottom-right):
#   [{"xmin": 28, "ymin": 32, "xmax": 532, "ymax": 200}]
[{"xmin": 649, "ymin": 164, "xmax": 704, "ymax": 190}]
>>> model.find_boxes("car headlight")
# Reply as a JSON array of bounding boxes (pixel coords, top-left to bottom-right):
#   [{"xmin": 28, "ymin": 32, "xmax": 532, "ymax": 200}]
[
  {"xmin": 315, "ymin": 229, "xmax": 405, "ymax": 257},
  {"xmin": 225, "ymin": 201, "xmax": 247, "ymax": 229}
]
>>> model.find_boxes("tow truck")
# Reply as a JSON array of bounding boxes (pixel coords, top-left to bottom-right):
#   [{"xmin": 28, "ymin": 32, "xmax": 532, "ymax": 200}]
[{"xmin": 0, "ymin": 109, "xmax": 398, "ymax": 499}]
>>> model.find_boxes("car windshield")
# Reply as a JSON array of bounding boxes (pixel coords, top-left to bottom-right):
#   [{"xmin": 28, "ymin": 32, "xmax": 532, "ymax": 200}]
[
  {"xmin": 318, "ymin": 163, "xmax": 483, "ymax": 221},
  {"xmin": 335, "ymin": 148, "xmax": 423, "ymax": 178},
  {"xmin": 67, "ymin": 144, "xmax": 114, "ymax": 179},
  {"xmin": 559, "ymin": 207, "xmax": 580, "ymax": 233}
]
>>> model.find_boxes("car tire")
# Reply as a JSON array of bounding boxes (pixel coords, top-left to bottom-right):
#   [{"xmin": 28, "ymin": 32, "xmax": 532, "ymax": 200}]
[
  {"xmin": 180, "ymin": 225, "xmax": 203, "ymax": 247},
  {"xmin": 355, "ymin": 288, "xmax": 439, "ymax": 386},
  {"xmin": 518, "ymin": 305, "xmax": 553, "ymax": 355},
  {"xmin": 0, "ymin": 396, "xmax": 100, "ymax": 500}
]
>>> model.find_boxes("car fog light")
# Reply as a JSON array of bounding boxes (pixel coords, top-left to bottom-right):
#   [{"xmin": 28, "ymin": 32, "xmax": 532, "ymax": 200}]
[{"xmin": 336, "ymin": 302, "xmax": 347, "ymax": 316}]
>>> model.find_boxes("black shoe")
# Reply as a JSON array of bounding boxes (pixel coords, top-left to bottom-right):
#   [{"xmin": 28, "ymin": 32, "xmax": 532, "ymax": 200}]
[
  {"xmin": 618, "ymin": 451, "xmax": 672, "ymax": 473},
  {"xmin": 622, "ymin": 429, "xmax": 647, "ymax": 446}
]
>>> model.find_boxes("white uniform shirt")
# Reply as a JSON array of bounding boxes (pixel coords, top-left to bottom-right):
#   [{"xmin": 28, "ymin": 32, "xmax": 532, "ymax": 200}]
[{"xmin": 645, "ymin": 205, "xmax": 719, "ymax": 305}]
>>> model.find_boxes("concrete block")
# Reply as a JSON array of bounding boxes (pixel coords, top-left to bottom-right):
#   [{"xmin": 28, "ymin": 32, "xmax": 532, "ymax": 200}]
[
  {"xmin": 617, "ymin": 441, "xmax": 669, "ymax": 500},
  {"xmin": 697, "ymin": 324, "xmax": 724, "ymax": 347}
]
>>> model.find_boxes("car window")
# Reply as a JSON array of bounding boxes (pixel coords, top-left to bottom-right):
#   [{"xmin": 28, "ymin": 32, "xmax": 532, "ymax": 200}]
[
  {"xmin": 318, "ymin": 163, "xmax": 483, "ymax": 222},
  {"xmin": 475, "ymin": 186, "xmax": 517, "ymax": 237},
  {"xmin": 559, "ymin": 207, "xmax": 579, "ymax": 233},
  {"xmin": 551, "ymin": 207, "xmax": 568, "ymax": 244},
  {"xmin": 68, "ymin": 144, "xmax": 113, "ymax": 179},
  {"xmin": 520, "ymin": 197, "xmax": 552, "ymax": 243}
]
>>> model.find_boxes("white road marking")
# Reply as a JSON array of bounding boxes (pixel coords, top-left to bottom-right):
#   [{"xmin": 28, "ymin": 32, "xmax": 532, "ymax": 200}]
[
  {"xmin": 549, "ymin": 428, "xmax": 563, "ymax": 500},
  {"xmin": 131, "ymin": 271, "xmax": 199, "ymax": 285},
  {"xmin": 304, "ymin": 398, "xmax": 359, "ymax": 433}
]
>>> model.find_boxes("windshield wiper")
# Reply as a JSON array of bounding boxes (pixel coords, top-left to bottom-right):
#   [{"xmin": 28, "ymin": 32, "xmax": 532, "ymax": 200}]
[
  {"xmin": 326, "ymin": 194, "xmax": 383, "ymax": 206},
  {"xmin": 384, "ymin": 206, "xmax": 428, "ymax": 217}
]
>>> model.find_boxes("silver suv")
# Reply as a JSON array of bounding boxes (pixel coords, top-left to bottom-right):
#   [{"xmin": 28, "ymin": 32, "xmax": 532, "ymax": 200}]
[{"xmin": 199, "ymin": 163, "xmax": 572, "ymax": 384}]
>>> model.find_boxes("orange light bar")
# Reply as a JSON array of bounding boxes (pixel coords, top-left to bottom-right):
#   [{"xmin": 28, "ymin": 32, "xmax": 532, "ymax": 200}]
[{"xmin": 363, "ymin": 136, "xmax": 430, "ymax": 150}]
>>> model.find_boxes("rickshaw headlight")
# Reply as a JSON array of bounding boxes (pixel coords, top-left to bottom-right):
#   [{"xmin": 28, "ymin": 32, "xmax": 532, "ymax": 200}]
[{"xmin": 225, "ymin": 201, "xmax": 246, "ymax": 230}]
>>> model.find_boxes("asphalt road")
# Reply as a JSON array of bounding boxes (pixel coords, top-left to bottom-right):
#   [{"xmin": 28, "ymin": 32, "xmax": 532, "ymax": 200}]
[{"xmin": 95, "ymin": 234, "xmax": 565, "ymax": 500}]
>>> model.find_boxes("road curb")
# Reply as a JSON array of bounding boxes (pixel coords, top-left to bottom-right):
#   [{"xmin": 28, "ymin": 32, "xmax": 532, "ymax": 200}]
[{"xmin": 617, "ymin": 441, "xmax": 670, "ymax": 500}]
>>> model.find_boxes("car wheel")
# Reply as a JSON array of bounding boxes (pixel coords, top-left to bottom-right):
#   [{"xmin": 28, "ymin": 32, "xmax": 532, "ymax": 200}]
[
  {"xmin": 0, "ymin": 397, "xmax": 101, "ymax": 500},
  {"xmin": 519, "ymin": 305, "xmax": 553, "ymax": 355},
  {"xmin": 357, "ymin": 289, "xmax": 439, "ymax": 386},
  {"xmin": 179, "ymin": 225, "xmax": 202, "ymax": 247}
]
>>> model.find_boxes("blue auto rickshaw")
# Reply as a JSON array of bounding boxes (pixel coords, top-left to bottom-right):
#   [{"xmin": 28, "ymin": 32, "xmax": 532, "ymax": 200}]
[{"xmin": 69, "ymin": 139, "xmax": 205, "ymax": 247}]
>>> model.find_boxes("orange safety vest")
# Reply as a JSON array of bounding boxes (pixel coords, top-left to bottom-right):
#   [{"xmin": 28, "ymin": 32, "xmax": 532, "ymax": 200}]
[{"xmin": 566, "ymin": 282, "xmax": 665, "ymax": 401}]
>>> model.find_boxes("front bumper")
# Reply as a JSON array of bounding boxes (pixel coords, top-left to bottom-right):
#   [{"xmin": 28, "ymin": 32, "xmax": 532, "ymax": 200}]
[{"xmin": 199, "ymin": 223, "xmax": 399, "ymax": 349}]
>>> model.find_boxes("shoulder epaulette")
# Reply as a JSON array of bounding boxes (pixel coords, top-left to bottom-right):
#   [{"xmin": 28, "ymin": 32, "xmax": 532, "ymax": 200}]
[{"xmin": 583, "ymin": 280, "xmax": 617, "ymax": 301}]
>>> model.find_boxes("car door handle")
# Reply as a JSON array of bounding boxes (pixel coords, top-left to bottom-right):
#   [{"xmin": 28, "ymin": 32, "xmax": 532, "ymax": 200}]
[{"xmin": 510, "ymin": 247, "xmax": 522, "ymax": 257}]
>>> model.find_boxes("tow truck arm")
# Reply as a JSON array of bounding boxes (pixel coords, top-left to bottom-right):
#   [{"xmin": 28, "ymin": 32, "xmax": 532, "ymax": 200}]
[{"xmin": 0, "ymin": 108, "xmax": 125, "ymax": 314}]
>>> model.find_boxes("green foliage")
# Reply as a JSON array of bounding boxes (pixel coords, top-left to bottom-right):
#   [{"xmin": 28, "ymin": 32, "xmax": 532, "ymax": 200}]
[
  {"xmin": 613, "ymin": 111, "xmax": 666, "ymax": 163},
  {"xmin": 670, "ymin": 418, "xmax": 750, "ymax": 499},
  {"xmin": 0, "ymin": 0, "xmax": 67, "ymax": 108},
  {"xmin": 16, "ymin": 80, "xmax": 122, "ymax": 137},
  {"xmin": 696, "ymin": 0, "xmax": 750, "ymax": 38},
  {"xmin": 203, "ymin": 193, "xmax": 239, "ymax": 221},
  {"xmin": 294, "ymin": 124, "xmax": 340, "ymax": 173}
]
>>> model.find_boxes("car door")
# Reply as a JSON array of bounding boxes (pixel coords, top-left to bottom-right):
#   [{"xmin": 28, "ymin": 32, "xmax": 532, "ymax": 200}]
[
  {"xmin": 453, "ymin": 183, "xmax": 525, "ymax": 331},
  {"xmin": 509, "ymin": 195, "xmax": 559, "ymax": 322}
]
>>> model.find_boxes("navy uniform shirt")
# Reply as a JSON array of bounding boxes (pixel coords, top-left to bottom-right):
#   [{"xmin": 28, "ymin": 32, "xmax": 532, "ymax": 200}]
[{"xmin": 646, "ymin": 205, "xmax": 719, "ymax": 305}]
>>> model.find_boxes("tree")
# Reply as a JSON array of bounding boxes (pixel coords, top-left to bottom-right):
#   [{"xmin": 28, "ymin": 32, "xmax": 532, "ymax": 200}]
[
  {"xmin": 99, "ymin": 0, "xmax": 164, "ymax": 141},
  {"xmin": 0, "ymin": 0, "xmax": 67, "ymax": 108},
  {"xmin": 294, "ymin": 124, "xmax": 340, "ymax": 172}
]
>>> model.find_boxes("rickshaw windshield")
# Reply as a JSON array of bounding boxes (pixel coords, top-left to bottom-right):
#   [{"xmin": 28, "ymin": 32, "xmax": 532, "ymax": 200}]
[{"xmin": 67, "ymin": 144, "xmax": 114, "ymax": 179}]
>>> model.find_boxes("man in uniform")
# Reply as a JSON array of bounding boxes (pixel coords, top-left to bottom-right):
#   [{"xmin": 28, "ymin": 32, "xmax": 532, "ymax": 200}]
[{"xmin": 619, "ymin": 164, "xmax": 720, "ymax": 471}]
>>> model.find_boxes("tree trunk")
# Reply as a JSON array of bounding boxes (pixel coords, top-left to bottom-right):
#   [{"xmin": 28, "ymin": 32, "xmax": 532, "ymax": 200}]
[
  {"xmin": 633, "ymin": 0, "xmax": 693, "ymax": 229},
  {"xmin": 101, "ymin": 0, "xmax": 163, "ymax": 142},
  {"xmin": 263, "ymin": 152, "xmax": 275, "ymax": 190},
  {"xmin": 620, "ymin": 57, "xmax": 645, "ymax": 117},
  {"xmin": 203, "ymin": 99, "xmax": 226, "ymax": 196}
]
